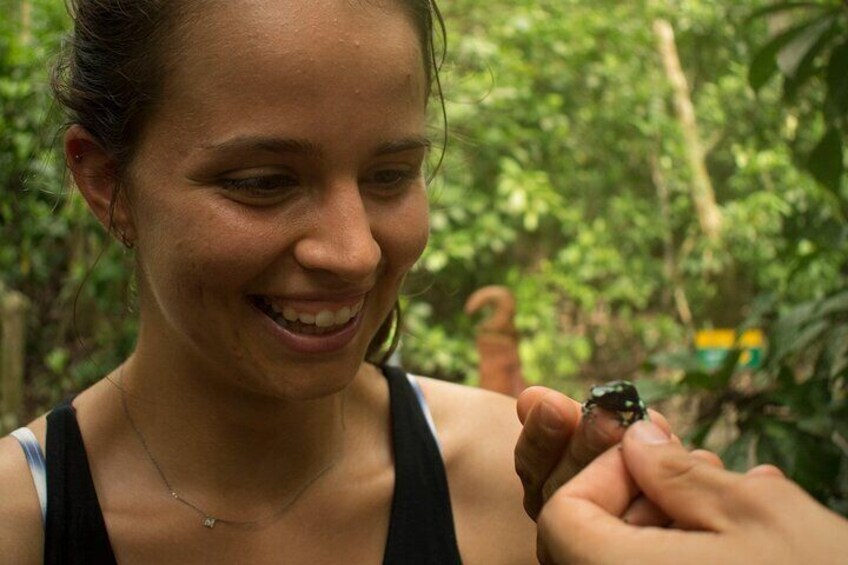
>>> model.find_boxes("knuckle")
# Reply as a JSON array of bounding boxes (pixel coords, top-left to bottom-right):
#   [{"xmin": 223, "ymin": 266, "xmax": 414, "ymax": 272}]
[
  {"xmin": 729, "ymin": 473, "xmax": 788, "ymax": 512},
  {"xmin": 522, "ymin": 418, "xmax": 559, "ymax": 452},
  {"xmin": 514, "ymin": 448, "xmax": 541, "ymax": 486},
  {"xmin": 691, "ymin": 449, "xmax": 724, "ymax": 468},
  {"xmin": 657, "ymin": 451, "xmax": 702, "ymax": 483}
]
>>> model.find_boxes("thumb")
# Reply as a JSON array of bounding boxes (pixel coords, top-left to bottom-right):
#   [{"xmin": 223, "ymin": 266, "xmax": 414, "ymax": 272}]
[{"xmin": 621, "ymin": 420, "xmax": 737, "ymax": 532}]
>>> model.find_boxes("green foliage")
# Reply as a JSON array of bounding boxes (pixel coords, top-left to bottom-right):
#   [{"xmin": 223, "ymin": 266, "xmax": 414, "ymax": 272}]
[
  {"xmin": 748, "ymin": 0, "xmax": 848, "ymax": 202},
  {"xmin": 1, "ymin": 0, "xmax": 136, "ymax": 416},
  {"xmin": 651, "ymin": 290, "xmax": 848, "ymax": 513},
  {"xmin": 403, "ymin": 0, "xmax": 846, "ymax": 386},
  {"xmin": 648, "ymin": 0, "xmax": 848, "ymax": 514}
]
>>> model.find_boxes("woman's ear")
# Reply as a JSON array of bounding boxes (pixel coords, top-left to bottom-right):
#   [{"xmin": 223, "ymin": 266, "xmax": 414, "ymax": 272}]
[{"xmin": 65, "ymin": 125, "xmax": 135, "ymax": 247}]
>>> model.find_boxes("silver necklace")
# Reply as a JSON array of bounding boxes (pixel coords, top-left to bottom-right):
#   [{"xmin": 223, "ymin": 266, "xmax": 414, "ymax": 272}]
[{"xmin": 119, "ymin": 386, "xmax": 343, "ymax": 530}]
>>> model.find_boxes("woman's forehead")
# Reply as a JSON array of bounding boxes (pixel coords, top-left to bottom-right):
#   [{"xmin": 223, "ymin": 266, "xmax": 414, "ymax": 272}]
[
  {"xmin": 138, "ymin": 0, "xmax": 427, "ymax": 160},
  {"xmin": 166, "ymin": 1, "xmax": 424, "ymax": 100},
  {"xmin": 173, "ymin": 0, "xmax": 422, "ymax": 64}
]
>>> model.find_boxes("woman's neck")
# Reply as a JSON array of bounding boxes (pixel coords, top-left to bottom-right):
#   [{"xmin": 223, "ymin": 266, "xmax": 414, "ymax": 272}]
[{"xmin": 113, "ymin": 347, "xmax": 353, "ymax": 522}]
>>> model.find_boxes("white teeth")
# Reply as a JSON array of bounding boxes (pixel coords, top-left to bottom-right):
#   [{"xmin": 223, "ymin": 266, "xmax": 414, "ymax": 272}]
[
  {"xmin": 315, "ymin": 310, "xmax": 335, "ymax": 328},
  {"xmin": 263, "ymin": 298, "xmax": 364, "ymax": 328},
  {"xmin": 299, "ymin": 312, "xmax": 316, "ymax": 324},
  {"xmin": 334, "ymin": 306, "xmax": 351, "ymax": 325}
]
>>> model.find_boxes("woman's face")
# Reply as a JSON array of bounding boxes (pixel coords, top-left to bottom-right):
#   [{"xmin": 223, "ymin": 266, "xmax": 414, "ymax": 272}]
[{"xmin": 125, "ymin": 0, "xmax": 430, "ymax": 398}]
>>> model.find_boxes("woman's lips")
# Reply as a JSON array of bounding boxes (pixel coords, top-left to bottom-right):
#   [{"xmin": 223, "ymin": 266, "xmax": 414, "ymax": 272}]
[
  {"xmin": 257, "ymin": 296, "xmax": 365, "ymax": 328},
  {"xmin": 250, "ymin": 295, "xmax": 366, "ymax": 354}
]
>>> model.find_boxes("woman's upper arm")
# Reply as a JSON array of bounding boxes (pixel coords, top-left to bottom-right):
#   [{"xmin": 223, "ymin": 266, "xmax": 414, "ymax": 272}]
[
  {"xmin": 418, "ymin": 379, "xmax": 537, "ymax": 564},
  {"xmin": 0, "ymin": 434, "xmax": 45, "ymax": 564}
]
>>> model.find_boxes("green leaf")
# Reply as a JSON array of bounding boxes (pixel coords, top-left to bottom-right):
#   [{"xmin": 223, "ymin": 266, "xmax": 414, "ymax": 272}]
[
  {"xmin": 818, "ymin": 289, "xmax": 848, "ymax": 317},
  {"xmin": 824, "ymin": 329, "xmax": 848, "ymax": 379},
  {"xmin": 680, "ymin": 370, "xmax": 720, "ymax": 390},
  {"xmin": 750, "ymin": 43, "xmax": 783, "ymax": 91},
  {"xmin": 807, "ymin": 128, "xmax": 844, "ymax": 195},
  {"xmin": 792, "ymin": 436, "xmax": 841, "ymax": 500},
  {"xmin": 712, "ymin": 348, "xmax": 743, "ymax": 388},
  {"xmin": 782, "ymin": 22, "xmax": 837, "ymax": 101},
  {"xmin": 789, "ymin": 318, "xmax": 830, "ymax": 357},
  {"xmin": 722, "ymin": 432, "xmax": 755, "ymax": 472},
  {"xmin": 749, "ymin": 13, "xmax": 835, "ymax": 91},
  {"xmin": 767, "ymin": 303, "xmax": 819, "ymax": 367},
  {"xmin": 686, "ymin": 419, "xmax": 716, "ymax": 449},
  {"xmin": 756, "ymin": 423, "xmax": 795, "ymax": 473},
  {"xmin": 824, "ymin": 38, "xmax": 848, "ymax": 120},
  {"xmin": 746, "ymin": 2, "xmax": 827, "ymax": 24},
  {"xmin": 777, "ymin": 17, "xmax": 835, "ymax": 79}
]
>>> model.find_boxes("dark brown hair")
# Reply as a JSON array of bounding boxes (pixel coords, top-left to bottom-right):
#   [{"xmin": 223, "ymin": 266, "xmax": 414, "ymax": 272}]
[{"xmin": 52, "ymin": 0, "xmax": 446, "ymax": 365}]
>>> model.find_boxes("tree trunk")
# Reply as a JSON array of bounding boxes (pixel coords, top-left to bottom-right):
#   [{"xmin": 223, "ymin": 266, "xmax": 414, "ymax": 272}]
[
  {"xmin": 20, "ymin": 0, "xmax": 32, "ymax": 45},
  {"xmin": 650, "ymin": 153, "xmax": 694, "ymax": 332},
  {"xmin": 653, "ymin": 19, "xmax": 723, "ymax": 243}
]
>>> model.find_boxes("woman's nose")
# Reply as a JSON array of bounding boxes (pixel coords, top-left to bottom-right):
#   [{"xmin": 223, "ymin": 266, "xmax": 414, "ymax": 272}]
[{"xmin": 293, "ymin": 185, "xmax": 382, "ymax": 282}]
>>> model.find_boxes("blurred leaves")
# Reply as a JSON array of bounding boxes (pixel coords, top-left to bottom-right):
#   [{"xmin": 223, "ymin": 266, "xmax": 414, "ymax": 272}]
[
  {"xmin": 1, "ymin": 0, "xmax": 136, "ymax": 412},
  {"xmin": 407, "ymin": 0, "xmax": 846, "ymax": 389},
  {"xmin": 650, "ymin": 289, "xmax": 848, "ymax": 513},
  {"xmin": 748, "ymin": 0, "xmax": 847, "ymax": 198}
]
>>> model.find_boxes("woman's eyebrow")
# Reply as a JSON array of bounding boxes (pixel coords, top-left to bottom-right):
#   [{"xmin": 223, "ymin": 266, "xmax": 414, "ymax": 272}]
[
  {"xmin": 374, "ymin": 136, "xmax": 431, "ymax": 156},
  {"xmin": 198, "ymin": 135, "xmax": 430, "ymax": 157},
  {"xmin": 199, "ymin": 136, "xmax": 322, "ymax": 156}
]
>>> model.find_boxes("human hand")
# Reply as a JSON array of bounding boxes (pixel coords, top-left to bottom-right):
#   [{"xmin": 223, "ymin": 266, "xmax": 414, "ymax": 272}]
[
  {"xmin": 514, "ymin": 386, "xmax": 671, "ymax": 521},
  {"xmin": 538, "ymin": 419, "xmax": 848, "ymax": 565}
]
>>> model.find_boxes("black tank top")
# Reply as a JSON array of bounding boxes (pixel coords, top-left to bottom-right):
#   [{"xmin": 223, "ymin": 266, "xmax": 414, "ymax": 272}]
[{"xmin": 43, "ymin": 366, "xmax": 462, "ymax": 564}]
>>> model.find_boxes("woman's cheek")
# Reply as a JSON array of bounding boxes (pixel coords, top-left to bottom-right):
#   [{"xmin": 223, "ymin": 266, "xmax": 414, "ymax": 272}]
[{"xmin": 380, "ymin": 189, "xmax": 430, "ymax": 274}]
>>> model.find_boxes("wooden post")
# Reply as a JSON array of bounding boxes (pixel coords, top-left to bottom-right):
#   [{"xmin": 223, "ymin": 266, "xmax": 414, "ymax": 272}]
[
  {"xmin": 465, "ymin": 286, "xmax": 527, "ymax": 398},
  {"xmin": 1, "ymin": 289, "xmax": 30, "ymax": 432}
]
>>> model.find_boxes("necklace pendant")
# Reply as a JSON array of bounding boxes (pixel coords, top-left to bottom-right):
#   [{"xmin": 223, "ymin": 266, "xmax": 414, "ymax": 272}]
[{"xmin": 202, "ymin": 516, "xmax": 217, "ymax": 529}]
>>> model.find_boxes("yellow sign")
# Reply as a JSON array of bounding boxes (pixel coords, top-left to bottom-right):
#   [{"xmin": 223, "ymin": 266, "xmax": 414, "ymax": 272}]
[{"xmin": 695, "ymin": 329, "xmax": 765, "ymax": 369}]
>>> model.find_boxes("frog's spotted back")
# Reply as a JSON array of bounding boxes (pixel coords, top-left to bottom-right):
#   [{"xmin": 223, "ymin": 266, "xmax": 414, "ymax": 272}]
[{"xmin": 582, "ymin": 379, "xmax": 648, "ymax": 427}]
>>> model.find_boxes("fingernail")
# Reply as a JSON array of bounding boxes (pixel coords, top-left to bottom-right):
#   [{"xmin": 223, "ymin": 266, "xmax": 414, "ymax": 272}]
[
  {"xmin": 539, "ymin": 400, "xmax": 563, "ymax": 432},
  {"xmin": 630, "ymin": 420, "xmax": 670, "ymax": 445}
]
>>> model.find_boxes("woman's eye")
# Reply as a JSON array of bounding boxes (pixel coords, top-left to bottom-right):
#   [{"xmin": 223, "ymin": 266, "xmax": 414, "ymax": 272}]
[
  {"xmin": 218, "ymin": 174, "xmax": 298, "ymax": 196},
  {"xmin": 368, "ymin": 168, "xmax": 419, "ymax": 190}
]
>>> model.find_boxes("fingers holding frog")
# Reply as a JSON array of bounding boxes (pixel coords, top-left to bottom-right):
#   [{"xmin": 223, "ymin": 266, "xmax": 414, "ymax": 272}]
[{"xmin": 515, "ymin": 382, "xmax": 671, "ymax": 520}]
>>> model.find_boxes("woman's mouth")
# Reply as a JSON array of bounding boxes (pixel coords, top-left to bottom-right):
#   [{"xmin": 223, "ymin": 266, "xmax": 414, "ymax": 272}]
[{"xmin": 252, "ymin": 296, "xmax": 365, "ymax": 336}]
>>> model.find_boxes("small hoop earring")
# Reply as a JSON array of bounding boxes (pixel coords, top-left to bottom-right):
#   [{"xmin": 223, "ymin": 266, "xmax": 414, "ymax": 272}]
[{"xmin": 118, "ymin": 232, "xmax": 135, "ymax": 250}]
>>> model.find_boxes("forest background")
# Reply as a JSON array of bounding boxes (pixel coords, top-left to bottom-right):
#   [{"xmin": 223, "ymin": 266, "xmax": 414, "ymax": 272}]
[{"xmin": 1, "ymin": 0, "xmax": 846, "ymax": 514}]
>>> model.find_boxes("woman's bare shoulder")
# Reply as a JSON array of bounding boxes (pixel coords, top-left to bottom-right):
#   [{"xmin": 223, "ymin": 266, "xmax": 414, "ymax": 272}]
[
  {"xmin": 0, "ymin": 417, "xmax": 46, "ymax": 564},
  {"xmin": 414, "ymin": 375, "xmax": 521, "ymax": 449},
  {"xmin": 413, "ymin": 376, "xmax": 537, "ymax": 564}
]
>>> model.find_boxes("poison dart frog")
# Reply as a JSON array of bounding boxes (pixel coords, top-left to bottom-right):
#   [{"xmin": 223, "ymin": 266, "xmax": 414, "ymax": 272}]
[{"xmin": 582, "ymin": 380, "xmax": 648, "ymax": 427}]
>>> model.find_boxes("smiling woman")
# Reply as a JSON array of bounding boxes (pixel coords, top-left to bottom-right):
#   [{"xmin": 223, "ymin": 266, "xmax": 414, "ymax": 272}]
[
  {"xmin": 0, "ymin": 1, "xmax": 697, "ymax": 562},
  {"xmin": 102, "ymin": 0, "xmax": 432, "ymax": 401},
  {"xmin": 0, "ymin": 1, "xmax": 543, "ymax": 564}
]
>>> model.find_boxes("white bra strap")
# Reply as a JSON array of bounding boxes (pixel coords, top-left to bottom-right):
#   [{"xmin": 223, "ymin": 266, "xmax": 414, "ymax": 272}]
[
  {"xmin": 406, "ymin": 374, "xmax": 443, "ymax": 454},
  {"xmin": 10, "ymin": 427, "xmax": 47, "ymax": 525}
]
